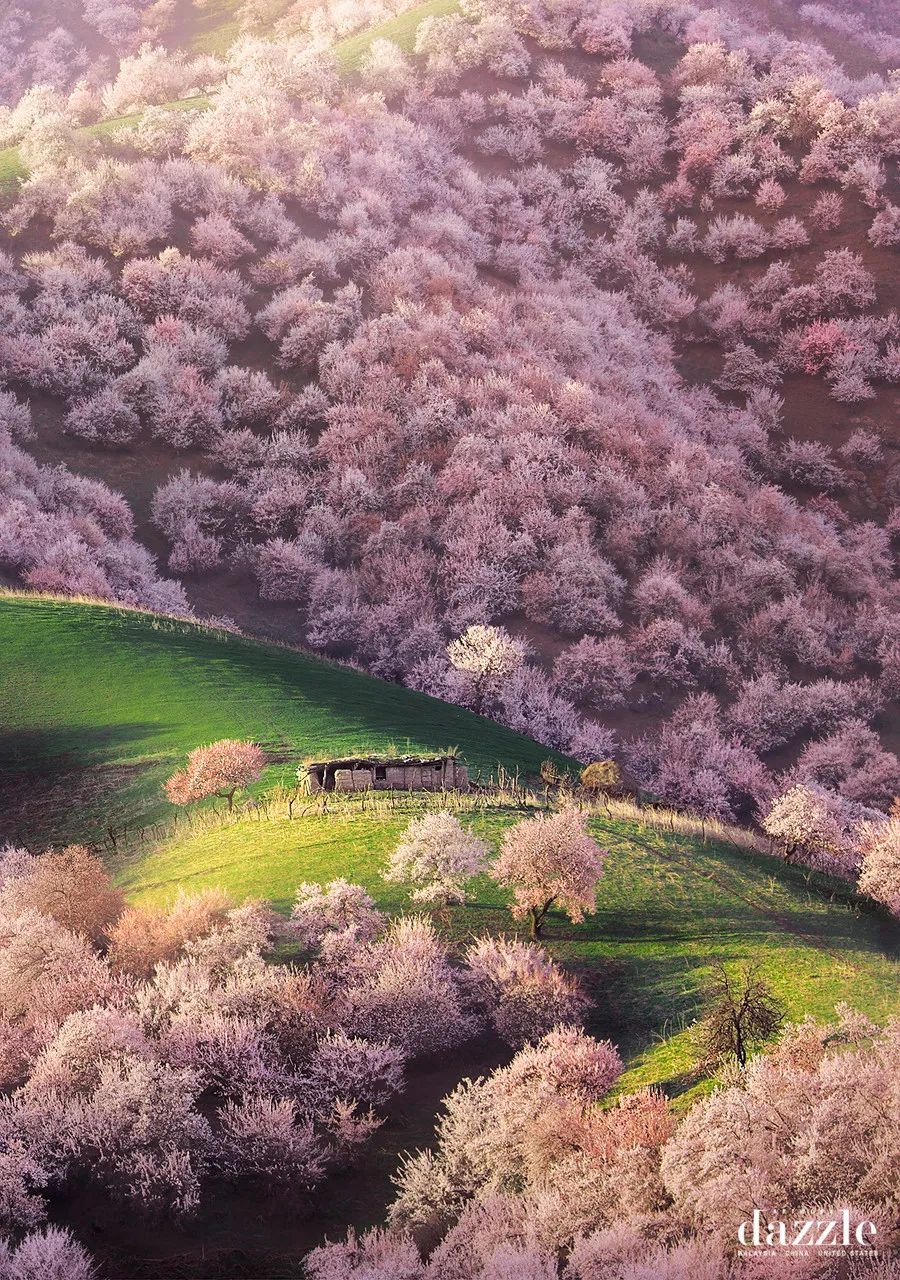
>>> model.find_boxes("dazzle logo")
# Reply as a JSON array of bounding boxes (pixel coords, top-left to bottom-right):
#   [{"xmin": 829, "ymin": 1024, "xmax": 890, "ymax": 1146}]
[{"xmin": 737, "ymin": 1210, "xmax": 877, "ymax": 1249}]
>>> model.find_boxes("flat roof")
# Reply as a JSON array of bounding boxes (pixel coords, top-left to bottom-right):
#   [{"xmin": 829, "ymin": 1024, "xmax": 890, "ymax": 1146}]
[{"xmin": 302, "ymin": 755, "xmax": 455, "ymax": 770}]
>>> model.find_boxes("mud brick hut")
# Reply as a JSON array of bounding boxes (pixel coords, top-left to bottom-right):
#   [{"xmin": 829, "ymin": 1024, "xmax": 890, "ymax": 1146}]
[{"xmin": 298, "ymin": 754, "xmax": 469, "ymax": 794}]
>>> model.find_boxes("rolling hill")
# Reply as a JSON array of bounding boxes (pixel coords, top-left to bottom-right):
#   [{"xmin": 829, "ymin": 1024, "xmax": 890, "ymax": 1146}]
[
  {"xmin": 2, "ymin": 590, "xmax": 899, "ymax": 1109},
  {"xmin": 120, "ymin": 799, "xmax": 900, "ymax": 1105},
  {"xmin": 0, "ymin": 593, "xmax": 566, "ymax": 847}
]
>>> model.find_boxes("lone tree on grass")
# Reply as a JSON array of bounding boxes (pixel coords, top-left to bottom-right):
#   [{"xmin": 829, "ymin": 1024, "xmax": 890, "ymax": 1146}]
[
  {"xmin": 694, "ymin": 962, "xmax": 785, "ymax": 1068},
  {"xmin": 446, "ymin": 624, "xmax": 527, "ymax": 714},
  {"xmin": 385, "ymin": 811, "xmax": 488, "ymax": 916},
  {"xmin": 491, "ymin": 808, "xmax": 607, "ymax": 940},
  {"xmin": 165, "ymin": 739, "xmax": 265, "ymax": 812}
]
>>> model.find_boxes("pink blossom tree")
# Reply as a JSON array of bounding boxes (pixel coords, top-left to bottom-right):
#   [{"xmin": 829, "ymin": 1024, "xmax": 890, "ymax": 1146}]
[
  {"xmin": 164, "ymin": 740, "xmax": 265, "ymax": 811},
  {"xmin": 661, "ymin": 1011, "xmax": 900, "ymax": 1233},
  {"xmin": 64, "ymin": 1053, "xmax": 211, "ymax": 1216},
  {"xmin": 869, "ymin": 203, "xmax": 900, "ymax": 248},
  {"xmin": 335, "ymin": 916, "xmax": 477, "ymax": 1059},
  {"xmin": 109, "ymin": 888, "xmax": 233, "ymax": 976},
  {"xmin": 0, "ymin": 844, "xmax": 123, "ymax": 943},
  {"xmin": 810, "ymin": 191, "xmax": 843, "ymax": 230},
  {"xmin": 0, "ymin": 906, "xmax": 113, "ymax": 1027},
  {"xmin": 754, "ymin": 178, "xmax": 786, "ymax": 211},
  {"xmin": 490, "ymin": 809, "xmax": 607, "ymax": 940},
  {"xmin": 213, "ymin": 1095, "xmax": 328, "ymax": 1187},
  {"xmin": 390, "ymin": 1025, "xmax": 623, "ymax": 1239},
  {"xmin": 553, "ymin": 636, "xmax": 636, "ymax": 709},
  {"xmin": 761, "ymin": 783, "xmax": 857, "ymax": 874},
  {"xmin": 305, "ymin": 1228, "xmax": 424, "ymax": 1280}
]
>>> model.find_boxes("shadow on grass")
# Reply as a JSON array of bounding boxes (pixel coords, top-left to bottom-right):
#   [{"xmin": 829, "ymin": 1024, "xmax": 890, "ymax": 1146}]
[{"xmin": 0, "ymin": 723, "xmax": 170, "ymax": 774}]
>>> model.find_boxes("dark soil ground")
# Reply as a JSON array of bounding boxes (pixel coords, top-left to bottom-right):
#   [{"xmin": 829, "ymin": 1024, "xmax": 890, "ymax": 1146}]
[{"xmin": 52, "ymin": 1037, "xmax": 509, "ymax": 1278}]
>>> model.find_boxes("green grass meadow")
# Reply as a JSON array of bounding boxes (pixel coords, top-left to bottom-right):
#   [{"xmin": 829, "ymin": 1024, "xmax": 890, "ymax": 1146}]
[
  {"xmin": 118, "ymin": 799, "xmax": 900, "ymax": 1106},
  {"xmin": 333, "ymin": 0, "xmax": 458, "ymax": 71},
  {"xmin": 189, "ymin": 0, "xmax": 253, "ymax": 56},
  {"xmin": 2, "ymin": 594, "xmax": 899, "ymax": 1105},
  {"xmin": 0, "ymin": 596, "xmax": 568, "ymax": 845}
]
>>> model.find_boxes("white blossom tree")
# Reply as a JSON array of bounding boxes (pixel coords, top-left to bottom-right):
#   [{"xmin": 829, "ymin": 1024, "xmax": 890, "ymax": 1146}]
[
  {"xmin": 446, "ymin": 625, "xmax": 527, "ymax": 714},
  {"xmin": 385, "ymin": 813, "xmax": 488, "ymax": 912}
]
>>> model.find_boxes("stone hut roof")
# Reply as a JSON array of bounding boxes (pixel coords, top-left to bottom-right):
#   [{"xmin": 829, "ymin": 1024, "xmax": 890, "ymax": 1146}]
[{"xmin": 301, "ymin": 753, "xmax": 454, "ymax": 770}]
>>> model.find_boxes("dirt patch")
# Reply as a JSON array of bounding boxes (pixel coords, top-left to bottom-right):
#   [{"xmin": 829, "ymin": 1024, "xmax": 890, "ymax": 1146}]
[{"xmin": 61, "ymin": 1037, "xmax": 510, "ymax": 1279}]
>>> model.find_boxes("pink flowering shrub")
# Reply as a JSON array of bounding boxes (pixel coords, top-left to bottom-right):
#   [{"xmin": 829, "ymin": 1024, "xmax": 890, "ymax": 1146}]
[
  {"xmin": 463, "ymin": 935, "xmax": 588, "ymax": 1048},
  {"xmin": 333, "ymin": 916, "xmax": 478, "ymax": 1058},
  {"xmin": 0, "ymin": 1226, "xmax": 96, "ymax": 1280},
  {"xmin": 290, "ymin": 880, "xmax": 386, "ymax": 952}
]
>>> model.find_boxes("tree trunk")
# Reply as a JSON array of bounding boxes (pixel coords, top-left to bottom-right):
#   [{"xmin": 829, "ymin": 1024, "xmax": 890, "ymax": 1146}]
[
  {"xmin": 473, "ymin": 680, "xmax": 485, "ymax": 716},
  {"xmin": 530, "ymin": 897, "xmax": 556, "ymax": 940},
  {"xmin": 734, "ymin": 1016, "xmax": 746, "ymax": 1067}
]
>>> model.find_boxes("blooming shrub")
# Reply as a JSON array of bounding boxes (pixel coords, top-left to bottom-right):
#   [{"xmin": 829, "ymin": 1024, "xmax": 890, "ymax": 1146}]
[{"xmin": 463, "ymin": 935, "xmax": 588, "ymax": 1047}]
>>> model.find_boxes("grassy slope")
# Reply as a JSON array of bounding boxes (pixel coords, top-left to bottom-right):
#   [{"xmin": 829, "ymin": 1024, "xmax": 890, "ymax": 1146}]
[
  {"xmin": 0, "ymin": 0, "xmax": 460, "ymax": 187},
  {"xmin": 0, "ymin": 595, "xmax": 567, "ymax": 846},
  {"xmin": 333, "ymin": 0, "xmax": 458, "ymax": 71},
  {"xmin": 3, "ymin": 593, "xmax": 899, "ymax": 1103},
  {"xmin": 120, "ymin": 803, "xmax": 900, "ymax": 1105},
  {"xmin": 189, "ymin": 0, "xmax": 252, "ymax": 57},
  {"xmin": 189, "ymin": 0, "xmax": 459, "ymax": 64}
]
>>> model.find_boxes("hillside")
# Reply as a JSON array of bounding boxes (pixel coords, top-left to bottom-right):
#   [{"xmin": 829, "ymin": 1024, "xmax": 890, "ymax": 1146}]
[
  {"xmin": 1, "ymin": 2, "xmax": 899, "ymax": 1274},
  {"xmin": 0, "ymin": 594, "xmax": 565, "ymax": 847},
  {"xmin": 1, "ymin": 0, "xmax": 897, "ymax": 833},
  {"xmin": 121, "ymin": 800, "xmax": 900, "ymax": 1107},
  {"xmin": 2, "ymin": 589, "xmax": 900, "ymax": 1273},
  {"xmin": 0, "ymin": 0, "xmax": 458, "ymax": 189},
  {"xmin": 5, "ymin": 591, "xmax": 898, "ymax": 1109}
]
